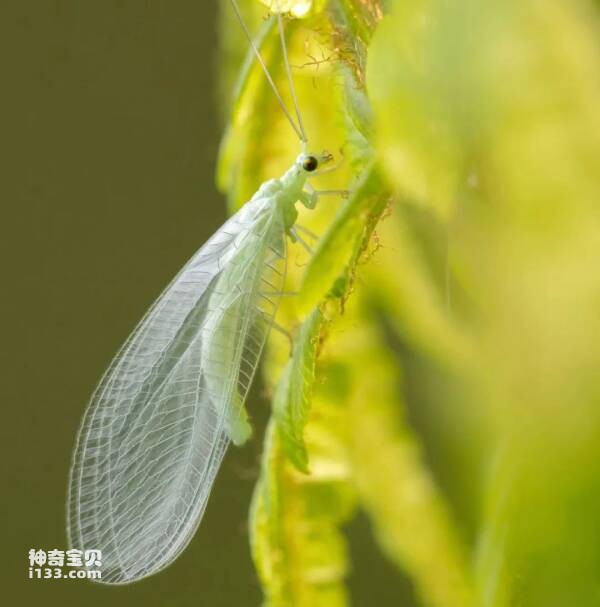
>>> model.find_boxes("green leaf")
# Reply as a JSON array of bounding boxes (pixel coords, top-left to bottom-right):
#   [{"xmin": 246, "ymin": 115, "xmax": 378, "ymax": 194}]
[
  {"xmin": 273, "ymin": 307, "xmax": 324, "ymax": 473},
  {"xmin": 298, "ymin": 164, "xmax": 388, "ymax": 315},
  {"xmin": 250, "ymin": 413, "xmax": 356, "ymax": 607},
  {"xmin": 329, "ymin": 1, "xmax": 380, "ymax": 165}
]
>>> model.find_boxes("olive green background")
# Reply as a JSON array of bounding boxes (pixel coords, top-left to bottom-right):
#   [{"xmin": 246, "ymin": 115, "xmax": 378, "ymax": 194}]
[{"xmin": 2, "ymin": 2, "xmax": 408, "ymax": 605}]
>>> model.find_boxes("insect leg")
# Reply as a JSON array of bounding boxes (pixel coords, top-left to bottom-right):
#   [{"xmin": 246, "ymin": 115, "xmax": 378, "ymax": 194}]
[
  {"xmin": 311, "ymin": 188, "xmax": 352, "ymax": 199},
  {"xmin": 298, "ymin": 189, "xmax": 318, "ymax": 209},
  {"xmin": 294, "ymin": 224, "xmax": 319, "ymax": 240},
  {"xmin": 290, "ymin": 228, "xmax": 314, "ymax": 255},
  {"xmin": 259, "ymin": 310, "xmax": 294, "ymax": 351},
  {"xmin": 259, "ymin": 290, "xmax": 298, "ymax": 297},
  {"xmin": 303, "ymin": 182, "xmax": 352, "ymax": 201}
]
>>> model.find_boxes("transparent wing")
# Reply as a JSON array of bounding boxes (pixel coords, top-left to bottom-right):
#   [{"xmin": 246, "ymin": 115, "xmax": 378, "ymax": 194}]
[{"xmin": 68, "ymin": 196, "xmax": 287, "ymax": 584}]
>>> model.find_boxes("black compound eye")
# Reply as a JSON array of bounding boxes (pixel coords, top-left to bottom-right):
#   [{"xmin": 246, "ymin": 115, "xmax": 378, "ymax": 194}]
[{"xmin": 302, "ymin": 156, "xmax": 319, "ymax": 172}]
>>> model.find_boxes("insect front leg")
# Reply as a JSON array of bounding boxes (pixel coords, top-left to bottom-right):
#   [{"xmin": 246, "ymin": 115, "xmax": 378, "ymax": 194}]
[
  {"xmin": 305, "ymin": 182, "xmax": 352, "ymax": 200},
  {"xmin": 298, "ymin": 189, "xmax": 318, "ymax": 210},
  {"xmin": 302, "ymin": 183, "xmax": 353, "ymax": 206}
]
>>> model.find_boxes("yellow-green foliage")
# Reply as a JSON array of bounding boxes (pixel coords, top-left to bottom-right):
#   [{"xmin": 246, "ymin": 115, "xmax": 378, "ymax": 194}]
[{"xmin": 218, "ymin": 0, "xmax": 600, "ymax": 605}]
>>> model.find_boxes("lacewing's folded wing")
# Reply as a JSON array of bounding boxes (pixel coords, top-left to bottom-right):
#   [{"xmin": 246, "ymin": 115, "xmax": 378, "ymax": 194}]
[{"xmin": 68, "ymin": 197, "xmax": 286, "ymax": 584}]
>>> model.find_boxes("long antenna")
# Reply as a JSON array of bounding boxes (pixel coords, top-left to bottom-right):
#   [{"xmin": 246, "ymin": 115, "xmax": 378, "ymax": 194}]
[
  {"xmin": 229, "ymin": 0, "xmax": 306, "ymax": 143},
  {"xmin": 277, "ymin": 14, "xmax": 307, "ymax": 143}
]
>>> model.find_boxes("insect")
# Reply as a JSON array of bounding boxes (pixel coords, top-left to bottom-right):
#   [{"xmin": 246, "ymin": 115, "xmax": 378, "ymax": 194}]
[{"xmin": 67, "ymin": 0, "xmax": 346, "ymax": 585}]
